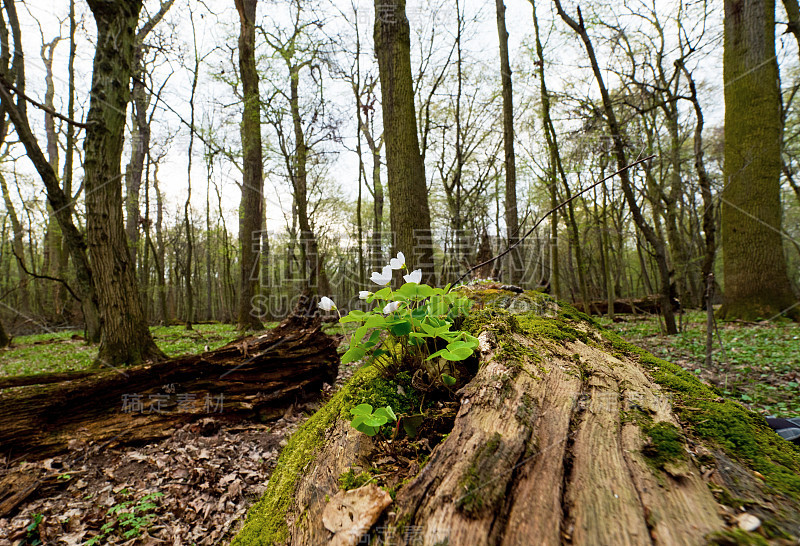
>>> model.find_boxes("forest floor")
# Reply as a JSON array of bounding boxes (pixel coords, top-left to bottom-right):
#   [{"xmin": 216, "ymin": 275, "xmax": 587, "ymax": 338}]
[
  {"xmin": 601, "ymin": 310, "xmax": 800, "ymax": 417},
  {"xmin": 0, "ymin": 313, "xmax": 797, "ymax": 543},
  {"xmin": 0, "ymin": 322, "xmax": 358, "ymax": 545}
]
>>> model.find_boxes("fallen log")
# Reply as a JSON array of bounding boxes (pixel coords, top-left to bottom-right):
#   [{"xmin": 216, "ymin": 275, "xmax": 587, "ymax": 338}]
[
  {"xmin": 232, "ymin": 288, "xmax": 800, "ymax": 545},
  {"xmin": 0, "ymin": 313, "xmax": 338, "ymax": 465}
]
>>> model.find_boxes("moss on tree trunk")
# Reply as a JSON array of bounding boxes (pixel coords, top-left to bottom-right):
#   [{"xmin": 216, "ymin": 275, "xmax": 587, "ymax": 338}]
[{"xmin": 720, "ymin": 0, "xmax": 799, "ymax": 321}]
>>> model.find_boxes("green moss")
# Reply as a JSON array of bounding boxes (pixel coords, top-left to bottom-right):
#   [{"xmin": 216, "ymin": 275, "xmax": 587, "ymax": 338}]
[
  {"xmin": 515, "ymin": 392, "xmax": 537, "ymax": 423},
  {"xmin": 461, "ymin": 308, "xmax": 519, "ymax": 337},
  {"xmin": 706, "ymin": 529, "xmax": 769, "ymax": 546},
  {"xmin": 601, "ymin": 329, "xmax": 800, "ymax": 499},
  {"xmin": 641, "ymin": 422, "xmax": 685, "ymax": 469},
  {"xmin": 231, "ymin": 364, "xmax": 382, "ymax": 545},
  {"xmin": 338, "ymin": 468, "xmax": 374, "ymax": 490},
  {"xmin": 516, "ymin": 313, "xmax": 589, "ymax": 344},
  {"xmin": 456, "ymin": 432, "xmax": 505, "ymax": 517},
  {"xmin": 349, "ymin": 370, "xmax": 421, "ymax": 417},
  {"xmin": 462, "ymin": 305, "xmax": 589, "ymax": 346},
  {"xmin": 497, "ymin": 338, "xmax": 541, "ymax": 370}
]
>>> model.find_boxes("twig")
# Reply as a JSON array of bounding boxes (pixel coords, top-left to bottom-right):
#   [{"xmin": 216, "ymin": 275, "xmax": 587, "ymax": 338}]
[
  {"xmin": 452, "ymin": 154, "xmax": 657, "ymax": 285},
  {"xmin": 0, "ymin": 76, "xmax": 92, "ymax": 129},
  {"xmin": 11, "ymin": 248, "xmax": 82, "ymax": 302}
]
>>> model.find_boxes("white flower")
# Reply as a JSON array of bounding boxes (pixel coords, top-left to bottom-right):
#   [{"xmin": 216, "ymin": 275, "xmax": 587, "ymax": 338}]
[
  {"xmin": 389, "ymin": 251, "xmax": 405, "ymax": 270},
  {"xmin": 359, "ymin": 290, "xmax": 372, "ymax": 300},
  {"xmin": 403, "ymin": 269, "xmax": 422, "ymax": 284},
  {"xmin": 318, "ymin": 296, "xmax": 336, "ymax": 311},
  {"xmin": 370, "ymin": 264, "xmax": 393, "ymax": 286},
  {"xmin": 383, "ymin": 301, "xmax": 401, "ymax": 314}
]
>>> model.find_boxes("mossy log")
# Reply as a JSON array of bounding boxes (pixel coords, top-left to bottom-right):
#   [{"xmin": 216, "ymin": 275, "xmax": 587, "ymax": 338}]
[
  {"xmin": 0, "ymin": 314, "xmax": 338, "ymax": 464},
  {"xmin": 232, "ymin": 289, "xmax": 800, "ymax": 545}
]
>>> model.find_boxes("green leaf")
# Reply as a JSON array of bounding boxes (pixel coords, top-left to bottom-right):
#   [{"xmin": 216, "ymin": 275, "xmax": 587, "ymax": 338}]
[
  {"xmin": 365, "ymin": 314, "xmax": 388, "ymax": 328},
  {"xmin": 350, "ymin": 403, "xmax": 374, "ymax": 416},
  {"xmin": 390, "ymin": 320, "xmax": 413, "ymax": 337},
  {"xmin": 374, "ymin": 406, "xmax": 397, "ymax": 422},
  {"xmin": 396, "ymin": 282, "xmax": 435, "ymax": 300},
  {"xmin": 341, "ymin": 346, "xmax": 366, "ymax": 364},
  {"xmin": 361, "ymin": 414, "xmax": 388, "ymax": 427},
  {"xmin": 441, "ymin": 373, "xmax": 457, "ymax": 386},
  {"xmin": 444, "ymin": 347, "xmax": 473, "ymax": 360},
  {"xmin": 351, "ymin": 325, "xmax": 369, "ymax": 347},
  {"xmin": 368, "ymin": 287, "xmax": 392, "ymax": 302},
  {"xmin": 354, "ymin": 422, "xmax": 380, "ymax": 436},
  {"xmin": 426, "ymin": 348, "xmax": 447, "ymax": 361},
  {"xmin": 340, "ymin": 310, "xmax": 369, "ymax": 323},
  {"xmin": 401, "ymin": 414, "xmax": 425, "ymax": 438}
]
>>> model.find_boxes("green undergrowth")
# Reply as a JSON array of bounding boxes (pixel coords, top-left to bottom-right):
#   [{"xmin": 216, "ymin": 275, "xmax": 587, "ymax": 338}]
[
  {"xmin": 0, "ymin": 323, "xmax": 243, "ymax": 377},
  {"xmin": 232, "ymin": 358, "xmax": 423, "ymax": 544}
]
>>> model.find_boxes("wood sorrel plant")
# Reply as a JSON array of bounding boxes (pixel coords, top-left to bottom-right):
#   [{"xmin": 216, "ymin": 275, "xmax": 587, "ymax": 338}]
[{"xmin": 320, "ymin": 252, "xmax": 479, "ymax": 386}]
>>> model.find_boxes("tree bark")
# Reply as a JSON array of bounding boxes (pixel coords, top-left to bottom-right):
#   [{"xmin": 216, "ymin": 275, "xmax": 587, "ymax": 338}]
[
  {"xmin": 0, "ymin": 318, "xmax": 9, "ymax": 347},
  {"xmin": 720, "ymin": 0, "xmax": 798, "ymax": 320},
  {"xmin": 496, "ymin": 0, "xmax": 523, "ymax": 286},
  {"xmin": 83, "ymin": 0, "xmax": 164, "ymax": 365},
  {"xmin": 235, "ymin": 0, "xmax": 265, "ymax": 330},
  {"xmin": 374, "ymin": 0, "xmax": 435, "ymax": 283}
]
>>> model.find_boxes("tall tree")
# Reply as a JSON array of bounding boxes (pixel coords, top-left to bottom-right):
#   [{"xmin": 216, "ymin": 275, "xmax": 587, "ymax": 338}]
[
  {"xmin": 125, "ymin": 0, "xmax": 175, "ymax": 268},
  {"xmin": 0, "ymin": 0, "xmax": 101, "ymax": 342},
  {"xmin": 374, "ymin": 0, "xmax": 434, "ymax": 282},
  {"xmin": 495, "ymin": 0, "xmax": 523, "ymax": 285},
  {"xmin": 84, "ymin": 0, "xmax": 164, "ymax": 365},
  {"xmin": 720, "ymin": 0, "xmax": 798, "ymax": 319},
  {"xmin": 235, "ymin": 0, "xmax": 265, "ymax": 329},
  {"xmin": 555, "ymin": 1, "xmax": 678, "ymax": 333}
]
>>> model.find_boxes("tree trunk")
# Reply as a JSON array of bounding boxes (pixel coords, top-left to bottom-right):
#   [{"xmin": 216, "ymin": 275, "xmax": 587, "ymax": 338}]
[
  {"xmin": 289, "ymin": 63, "xmax": 325, "ymax": 296},
  {"xmin": 0, "ymin": 172, "xmax": 29, "ymax": 314},
  {"xmin": 233, "ymin": 288, "xmax": 800, "ymax": 545},
  {"xmin": 235, "ymin": 0, "xmax": 265, "ymax": 330},
  {"xmin": 496, "ymin": 0, "xmax": 523, "ymax": 286},
  {"xmin": 83, "ymin": 0, "xmax": 164, "ymax": 366},
  {"xmin": 0, "ymin": 318, "xmax": 9, "ymax": 347},
  {"xmin": 374, "ymin": 0, "xmax": 435, "ymax": 283},
  {"xmin": 720, "ymin": 0, "xmax": 798, "ymax": 320}
]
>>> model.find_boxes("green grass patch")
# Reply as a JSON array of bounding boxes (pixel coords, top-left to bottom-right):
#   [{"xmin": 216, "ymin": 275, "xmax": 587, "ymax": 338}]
[{"xmin": 0, "ymin": 323, "xmax": 243, "ymax": 377}]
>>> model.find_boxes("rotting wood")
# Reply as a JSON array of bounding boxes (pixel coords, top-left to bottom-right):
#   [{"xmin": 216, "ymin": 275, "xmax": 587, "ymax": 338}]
[
  {"xmin": 0, "ymin": 313, "xmax": 338, "ymax": 465},
  {"xmin": 237, "ymin": 289, "xmax": 800, "ymax": 545}
]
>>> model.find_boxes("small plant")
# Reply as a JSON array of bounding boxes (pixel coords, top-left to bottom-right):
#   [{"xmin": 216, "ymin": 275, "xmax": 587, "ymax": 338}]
[
  {"xmin": 25, "ymin": 513, "xmax": 43, "ymax": 546},
  {"xmin": 350, "ymin": 403, "xmax": 397, "ymax": 436},
  {"xmin": 85, "ymin": 491, "xmax": 164, "ymax": 545},
  {"xmin": 322, "ymin": 252, "xmax": 478, "ymax": 380}
]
